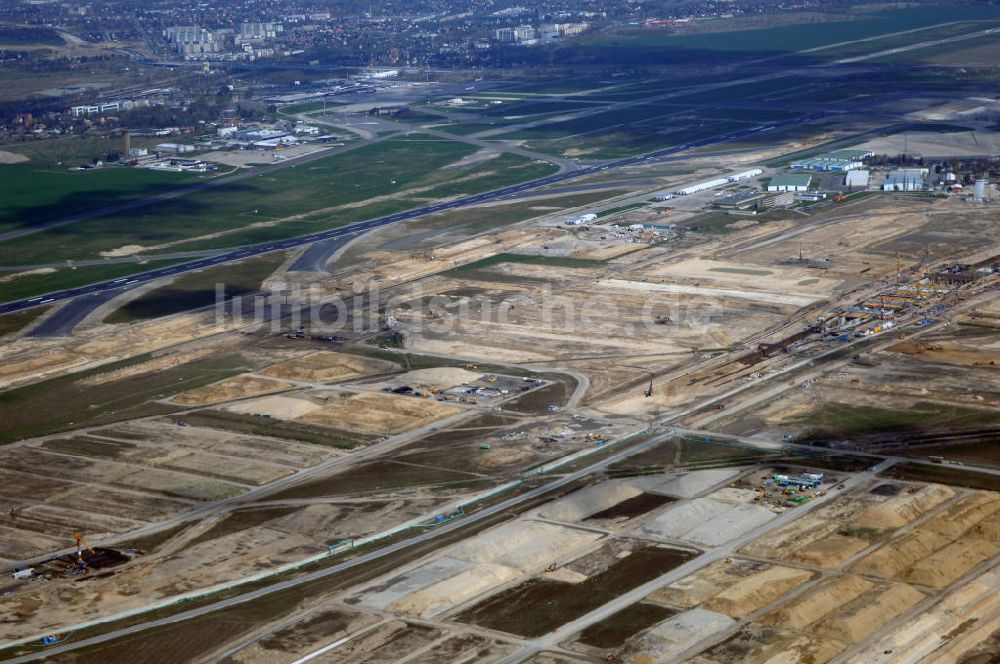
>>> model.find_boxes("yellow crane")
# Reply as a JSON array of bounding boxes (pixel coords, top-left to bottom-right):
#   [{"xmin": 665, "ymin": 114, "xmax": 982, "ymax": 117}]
[{"xmin": 72, "ymin": 531, "xmax": 95, "ymax": 570}]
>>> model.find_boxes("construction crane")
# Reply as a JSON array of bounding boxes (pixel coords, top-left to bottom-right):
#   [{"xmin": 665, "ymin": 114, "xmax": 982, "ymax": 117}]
[
  {"xmin": 72, "ymin": 531, "xmax": 94, "ymax": 571},
  {"xmin": 643, "ymin": 376, "xmax": 654, "ymax": 398}
]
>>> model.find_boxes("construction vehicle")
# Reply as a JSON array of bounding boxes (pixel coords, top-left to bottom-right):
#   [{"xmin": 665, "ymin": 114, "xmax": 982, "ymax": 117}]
[
  {"xmin": 544, "ymin": 562, "xmax": 558, "ymax": 572},
  {"xmin": 72, "ymin": 531, "xmax": 95, "ymax": 571},
  {"xmin": 643, "ymin": 376, "xmax": 654, "ymax": 398},
  {"xmin": 40, "ymin": 634, "xmax": 62, "ymax": 646},
  {"xmin": 834, "ymin": 195, "xmax": 848, "ymax": 203},
  {"xmin": 464, "ymin": 363, "xmax": 477, "ymax": 370}
]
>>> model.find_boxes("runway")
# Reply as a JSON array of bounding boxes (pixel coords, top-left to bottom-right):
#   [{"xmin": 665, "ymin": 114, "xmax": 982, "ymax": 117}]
[{"xmin": 0, "ymin": 112, "xmax": 825, "ymax": 316}]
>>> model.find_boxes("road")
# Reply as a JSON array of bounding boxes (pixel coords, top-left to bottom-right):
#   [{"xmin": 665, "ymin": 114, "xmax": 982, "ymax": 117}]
[{"xmin": 0, "ymin": 111, "xmax": 827, "ymax": 316}]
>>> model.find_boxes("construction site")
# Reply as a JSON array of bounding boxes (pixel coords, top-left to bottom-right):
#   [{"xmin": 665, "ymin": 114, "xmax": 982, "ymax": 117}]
[{"xmin": 1, "ymin": 116, "xmax": 999, "ymax": 664}]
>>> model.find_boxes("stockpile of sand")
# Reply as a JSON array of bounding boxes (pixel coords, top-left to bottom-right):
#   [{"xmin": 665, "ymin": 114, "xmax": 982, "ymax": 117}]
[
  {"xmin": 636, "ymin": 499, "xmax": 731, "ymax": 540},
  {"xmin": 707, "ymin": 487, "xmax": 758, "ymax": 505},
  {"xmin": 762, "ymin": 575, "xmax": 875, "ymax": 630},
  {"xmin": 815, "ymin": 583, "xmax": 925, "ymax": 643},
  {"xmin": 689, "ymin": 631, "xmax": 846, "ymax": 664},
  {"xmin": 450, "ymin": 520, "xmax": 602, "ymax": 572},
  {"xmin": 683, "ymin": 504, "xmax": 777, "ymax": 547},
  {"xmin": 299, "ymin": 391, "xmax": 463, "ymax": 434},
  {"xmin": 626, "ymin": 608, "xmax": 735, "ymax": 663},
  {"xmin": 260, "ymin": 350, "xmax": 397, "ymax": 382},
  {"xmin": 637, "ymin": 497, "xmax": 777, "ymax": 547},
  {"xmin": 972, "ymin": 511, "xmax": 1000, "ymax": 541},
  {"xmin": 168, "ymin": 375, "xmax": 292, "ymax": 406},
  {"xmin": 225, "ymin": 394, "xmax": 320, "ymax": 419},
  {"xmin": 651, "ymin": 468, "xmax": 744, "ymax": 498},
  {"xmin": 851, "ymin": 530, "xmax": 950, "ymax": 579},
  {"xmin": 922, "ymin": 492, "xmax": 1000, "ymax": 539},
  {"xmin": 391, "ymin": 562, "xmax": 521, "ymax": 619},
  {"xmin": 905, "ymin": 539, "xmax": 999, "ymax": 588},
  {"xmin": 536, "ymin": 480, "xmax": 642, "ymax": 522},
  {"xmin": 841, "ymin": 568, "xmax": 1000, "ymax": 664},
  {"xmin": 703, "ymin": 566, "xmax": 815, "ymax": 619},
  {"xmin": 854, "ymin": 484, "xmax": 954, "ymax": 530},
  {"xmin": 383, "ymin": 367, "xmax": 484, "ymax": 391},
  {"xmin": 79, "ymin": 347, "xmax": 215, "ymax": 386},
  {"xmin": 349, "ymin": 520, "xmax": 601, "ymax": 620},
  {"xmin": 787, "ymin": 533, "xmax": 870, "ymax": 568},
  {"xmin": 649, "ymin": 559, "xmax": 771, "ymax": 608},
  {"xmin": 741, "ymin": 516, "xmax": 839, "ymax": 560}
]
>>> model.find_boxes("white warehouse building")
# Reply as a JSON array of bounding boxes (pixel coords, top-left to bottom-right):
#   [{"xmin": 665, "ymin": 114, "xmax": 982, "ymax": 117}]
[
  {"xmin": 845, "ymin": 169, "xmax": 870, "ymax": 189},
  {"xmin": 675, "ymin": 177, "xmax": 729, "ymax": 195},
  {"xmin": 883, "ymin": 168, "xmax": 927, "ymax": 192},
  {"xmin": 727, "ymin": 168, "xmax": 763, "ymax": 182}
]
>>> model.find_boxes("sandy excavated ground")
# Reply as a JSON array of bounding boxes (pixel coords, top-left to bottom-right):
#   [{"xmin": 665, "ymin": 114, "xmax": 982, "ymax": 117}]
[
  {"xmin": 259, "ymin": 350, "xmax": 399, "ymax": 382},
  {"xmin": 650, "ymin": 559, "xmax": 814, "ymax": 619},
  {"xmin": 224, "ymin": 607, "xmax": 381, "ymax": 664},
  {"xmin": 844, "ymin": 566, "xmax": 1000, "ymax": 664},
  {"xmin": 624, "ymin": 608, "xmax": 736, "ymax": 663},
  {"xmin": 645, "ymin": 258, "xmax": 843, "ymax": 300},
  {"xmin": 0, "ymin": 311, "xmax": 228, "ymax": 390},
  {"xmin": 0, "ymin": 494, "xmax": 453, "ymax": 643},
  {"xmin": 167, "ymin": 374, "xmax": 293, "ymax": 406},
  {"xmin": 226, "ymin": 389, "xmax": 463, "ymax": 434},
  {"xmin": 858, "ymin": 127, "xmax": 1000, "ymax": 157},
  {"xmin": 349, "ymin": 519, "xmax": 602, "ymax": 619},
  {"xmin": 851, "ymin": 491, "xmax": 1000, "ymax": 588},
  {"xmin": 740, "ymin": 484, "xmax": 954, "ymax": 569},
  {"xmin": 354, "ymin": 367, "xmax": 486, "ymax": 393}
]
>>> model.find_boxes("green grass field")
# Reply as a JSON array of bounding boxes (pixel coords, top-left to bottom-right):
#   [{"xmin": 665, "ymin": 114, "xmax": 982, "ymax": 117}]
[
  {"xmin": 796, "ymin": 401, "xmax": 1000, "ymax": 439},
  {"xmin": 0, "ymin": 135, "xmax": 556, "ymax": 268},
  {"xmin": 0, "ymin": 164, "xmax": 195, "ymax": 233},
  {"xmin": 0, "ymin": 259, "xmax": 183, "ymax": 303},
  {"xmin": 103, "ymin": 252, "xmax": 288, "ymax": 323},
  {"xmin": 571, "ymin": 6, "xmax": 1000, "ymax": 63},
  {"xmin": 0, "ymin": 306, "xmax": 50, "ymax": 337},
  {"xmin": 0, "ymin": 353, "xmax": 253, "ymax": 443}
]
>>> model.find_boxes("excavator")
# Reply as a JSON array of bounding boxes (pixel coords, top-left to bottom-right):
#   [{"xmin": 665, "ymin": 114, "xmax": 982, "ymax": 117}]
[
  {"xmin": 72, "ymin": 531, "xmax": 95, "ymax": 572},
  {"xmin": 643, "ymin": 375, "xmax": 654, "ymax": 398}
]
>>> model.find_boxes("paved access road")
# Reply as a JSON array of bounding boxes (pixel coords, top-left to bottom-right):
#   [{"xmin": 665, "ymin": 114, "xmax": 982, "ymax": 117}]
[{"xmin": 0, "ymin": 112, "xmax": 826, "ymax": 317}]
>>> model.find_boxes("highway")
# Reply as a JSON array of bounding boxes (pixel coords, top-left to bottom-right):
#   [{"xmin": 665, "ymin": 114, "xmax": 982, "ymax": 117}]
[{"xmin": 0, "ymin": 111, "xmax": 826, "ymax": 317}]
